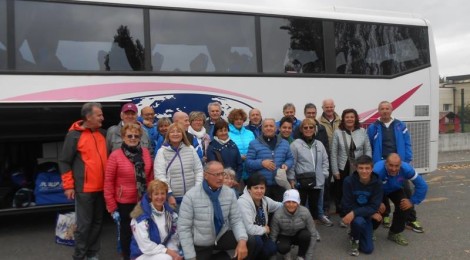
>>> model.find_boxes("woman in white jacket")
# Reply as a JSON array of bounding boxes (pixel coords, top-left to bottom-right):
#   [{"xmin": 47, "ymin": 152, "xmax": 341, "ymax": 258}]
[
  {"xmin": 154, "ymin": 123, "xmax": 203, "ymax": 209},
  {"xmin": 331, "ymin": 108, "xmax": 372, "ymax": 216},
  {"xmin": 237, "ymin": 173, "xmax": 282, "ymax": 260}
]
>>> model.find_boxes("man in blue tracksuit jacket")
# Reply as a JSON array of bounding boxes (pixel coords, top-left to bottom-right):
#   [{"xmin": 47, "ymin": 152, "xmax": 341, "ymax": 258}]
[
  {"xmin": 341, "ymin": 155, "xmax": 383, "ymax": 257},
  {"xmin": 373, "ymin": 153, "xmax": 428, "ymax": 246}
]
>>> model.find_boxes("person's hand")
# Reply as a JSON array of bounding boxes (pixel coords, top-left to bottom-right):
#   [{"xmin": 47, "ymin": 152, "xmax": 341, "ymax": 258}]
[
  {"xmin": 372, "ymin": 212, "xmax": 383, "ymax": 222},
  {"xmin": 111, "ymin": 211, "xmax": 120, "ymax": 223},
  {"xmin": 233, "ymin": 240, "xmax": 248, "ymax": 260},
  {"xmin": 241, "ymin": 155, "xmax": 246, "ymax": 161},
  {"xmin": 166, "ymin": 249, "xmax": 183, "ymax": 260},
  {"xmin": 281, "ymin": 164, "xmax": 288, "ymax": 170},
  {"xmin": 168, "ymin": 196, "xmax": 177, "ymax": 209},
  {"xmin": 342, "ymin": 211, "xmax": 354, "ymax": 225},
  {"xmin": 64, "ymin": 189, "xmax": 75, "ymax": 200},
  {"xmin": 262, "ymin": 160, "xmax": 276, "ymax": 171},
  {"xmin": 143, "ymin": 119, "xmax": 153, "ymax": 128},
  {"xmin": 400, "ymin": 198, "xmax": 413, "ymax": 210},
  {"xmin": 378, "ymin": 203, "xmax": 386, "ymax": 214},
  {"xmin": 289, "ymin": 180, "xmax": 296, "ymax": 189},
  {"xmin": 333, "ymin": 173, "xmax": 340, "ymax": 180},
  {"xmin": 264, "ymin": 225, "xmax": 270, "ymax": 234}
]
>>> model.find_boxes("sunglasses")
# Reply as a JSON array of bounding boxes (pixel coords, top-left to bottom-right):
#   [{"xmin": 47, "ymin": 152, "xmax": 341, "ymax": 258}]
[
  {"xmin": 126, "ymin": 134, "xmax": 140, "ymax": 139},
  {"xmin": 303, "ymin": 126, "xmax": 315, "ymax": 130}
]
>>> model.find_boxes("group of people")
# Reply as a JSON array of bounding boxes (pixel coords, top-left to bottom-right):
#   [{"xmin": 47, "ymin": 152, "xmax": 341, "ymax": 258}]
[{"xmin": 58, "ymin": 99, "xmax": 428, "ymax": 260}]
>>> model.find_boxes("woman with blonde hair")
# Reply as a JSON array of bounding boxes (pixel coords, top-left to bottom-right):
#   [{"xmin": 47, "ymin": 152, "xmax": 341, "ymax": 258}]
[
  {"xmin": 130, "ymin": 180, "xmax": 183, "ymax": 260},
  {"xmin": 188, "ymin": 111, "xmax": 211, "ymax": 162},
  {"xmin": 154, "ymin": 123, "xmax": 203, "ymax": 208}
]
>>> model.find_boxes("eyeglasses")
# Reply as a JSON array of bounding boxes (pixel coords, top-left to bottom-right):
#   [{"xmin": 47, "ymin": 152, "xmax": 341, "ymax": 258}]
[
  {"xmin": 303, "ymin": 126, "xmax": 315, "ymax": 130},
  {"xmin": 205, "ymin": 171, "xmax": 225, "ymax": 178},
  {"xmin": 126, "ymin": 134, "xmax": 140, "ymax": 139}
]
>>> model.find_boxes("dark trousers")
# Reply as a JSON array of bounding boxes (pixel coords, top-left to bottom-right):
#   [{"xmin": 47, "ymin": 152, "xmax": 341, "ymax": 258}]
[
  {"xmin": 74, "ymin": 192, "xmax": 105, "ymax": 260},
  {"xmin": 246, "ymin": 235, "xmax": 277, "ymax": 260},
  {"xmin": 277, "ymin": 229, "xmax": 311, "ymax": 257},
  {"xmin": 265, "ymin": 185, "xmax": 286, "ymax": 202},
  {"xmin": 350, "ymin": 216, "xmax": 381, "ymax": 254},
  {"xmin": 386, "ymin": 189, "xmax": 412, "ymax": 234},
  {"xmin": 195, "ymin": 230, "xmax": 238, "ymax": 260},
  {"xmin": 323, "ymin": 171, "xmax": 333, "ymax": 213},
  {"xmin": 299, "ymin": 187, "xmax": 321, "ymax": 219},
  {"xmin": 333, "ymin": 167, "xmax": 349, "ymax": 214},
  {"xmin": 383, "ymin": 180, "xmax": 417, "ymax": 222},
  {"xmin": 117, "ymin": 203, "xmax": 136, "ymax": 260}
]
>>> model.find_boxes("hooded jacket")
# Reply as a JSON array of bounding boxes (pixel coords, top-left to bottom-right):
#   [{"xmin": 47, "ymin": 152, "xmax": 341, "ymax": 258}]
[
  {"xmin": 154, "ymin": 143, "xmax": 203, "ymax": 198},
  {"xmin": 59, "ymin": 120, "xmax": 107, "ymax": 192},
  {"xmin": 237, "ymin": 187, "xmax": 282, "ymax": 236},
  {"xmin": 340, "ymin": 171, "xmax": 383, "ymax": 218},
  {"xmin": 228, "ymin": 123, "xmax": 255, "ymax": 156},
  {"xmin": 288, "ymin": 139, "xmax": 329, "ymax": 188},
  {"xmin": 130, "ymin": 194, "xmax": 179, "ymax": 259},
  {"xmin": 206, "ymin": 139, "xmax": 243, "ymax": 181}
]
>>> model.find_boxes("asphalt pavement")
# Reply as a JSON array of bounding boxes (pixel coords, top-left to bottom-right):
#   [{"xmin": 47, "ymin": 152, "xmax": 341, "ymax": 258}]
[{"xmin": 1, "ymin": 151, "xmax": 469, "ymax": 260}]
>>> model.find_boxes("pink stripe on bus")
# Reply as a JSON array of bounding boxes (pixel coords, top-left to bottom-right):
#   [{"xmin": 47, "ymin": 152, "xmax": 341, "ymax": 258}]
[{"xmin": 2, "ymin": 82, "xmax": 262, "ymax": 102}]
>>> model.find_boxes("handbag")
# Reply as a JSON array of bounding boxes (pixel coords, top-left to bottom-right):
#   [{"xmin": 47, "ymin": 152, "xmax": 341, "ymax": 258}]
[
  {"xmin": 274, "ymin": 168, "xmax": 291, "ymax": 190},
  {"xmin": 342, "ymin": 131, "xmax": 356, "ymax": 175},
  {"xmin": 296, "ymin": 173, "xmax": 316, "ymax": 190},
  {"xmin": 55, "ymin": 212, "xmax": 76, "ymax": 246}
]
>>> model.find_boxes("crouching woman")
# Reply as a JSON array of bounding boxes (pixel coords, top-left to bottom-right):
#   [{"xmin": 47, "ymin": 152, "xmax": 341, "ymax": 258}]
[
  {"xmin": 270, "ymin": 189, "xmax": 317, "ymax": 260},
  {"xmin": 130, "ymin": 180, "xmax": 183, "ymax": 260}
]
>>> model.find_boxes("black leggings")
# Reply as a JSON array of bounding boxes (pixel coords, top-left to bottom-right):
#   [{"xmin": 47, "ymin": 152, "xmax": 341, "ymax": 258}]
[{"xmin": 277, "ymin": 229, "xmax": 311, "ymax": 257}]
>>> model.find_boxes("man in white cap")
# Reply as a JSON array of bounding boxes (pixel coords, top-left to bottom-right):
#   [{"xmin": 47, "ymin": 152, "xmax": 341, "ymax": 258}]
[
  {"xmin": 270, "ymin": 189, "xmax": 317, "ymax": 260},
  {"xmin": 106, "ymin": 102, "xmax": 151, "ymax": 154}
]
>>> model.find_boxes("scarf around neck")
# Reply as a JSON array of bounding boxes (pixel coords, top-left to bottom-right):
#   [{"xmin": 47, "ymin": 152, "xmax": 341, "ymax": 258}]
[
  {"xmin": 202, "ymin": 180, "xmax": 224, "ymax": 235},
  {"xmin": 188, "ymin": 126, "xmax": 207, "ymax": 139},
  {"xmin": 214, "ymin": 136, "xmax": 231, "ymax": 145},
  {"xmin": 121, "ymin": 142, "xmax": 146, "ymax": 198}
]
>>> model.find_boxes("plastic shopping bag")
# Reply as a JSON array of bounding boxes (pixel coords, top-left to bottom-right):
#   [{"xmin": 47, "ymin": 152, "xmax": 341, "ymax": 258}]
[{"xmin": 55, "ymin": 212, "xmax": 76, "ymax": 246}]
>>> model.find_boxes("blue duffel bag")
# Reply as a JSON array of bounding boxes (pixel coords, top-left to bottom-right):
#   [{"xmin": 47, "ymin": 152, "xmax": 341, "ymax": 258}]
[{"xmin": 34, "ymin": 162, "xmax": 73, "ymax": 205}]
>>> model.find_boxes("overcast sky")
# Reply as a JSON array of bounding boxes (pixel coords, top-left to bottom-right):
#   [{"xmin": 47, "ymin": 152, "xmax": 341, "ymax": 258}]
[{"xmin": 312, "ymin": 0, "xmax": 469, "ymax": 77}]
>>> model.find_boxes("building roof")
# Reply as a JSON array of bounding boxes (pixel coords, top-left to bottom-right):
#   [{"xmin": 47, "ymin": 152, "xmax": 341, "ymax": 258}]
[
  {"xmin": 439, "ymin": 111, "xmax": 459, "ymax": 120},
  {"xmin": 447, "ymin": 74, "xmax": 470, "ymax": 83}
]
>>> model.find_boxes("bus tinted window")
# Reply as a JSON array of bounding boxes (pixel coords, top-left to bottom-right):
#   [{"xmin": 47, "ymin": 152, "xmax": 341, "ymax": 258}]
[
  {"xmin": 149, "ymin": 10, "xmax": 257, "ymax": 73},
  {"xmin": 0, "ymin": 0, "xmax": 6, "ymax": 70},
  {"xmin": 14, "ymin": 1, "xmax": 144, "ymax": 71},
  {"xmin": 260, "ymin": 17, "xmax": 324, "ymax": 74},
  {"xmin": 335, "ymin": 22, "xmax": 430, "ymax": 75}
]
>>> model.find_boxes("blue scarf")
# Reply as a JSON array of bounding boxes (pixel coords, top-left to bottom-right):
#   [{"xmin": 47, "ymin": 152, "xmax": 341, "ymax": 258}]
[{"xmin": 202, "ymin": 180, "xmax": 224, "ymax": 235}]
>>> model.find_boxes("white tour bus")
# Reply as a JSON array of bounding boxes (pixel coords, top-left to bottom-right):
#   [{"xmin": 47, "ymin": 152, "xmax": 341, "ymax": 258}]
[{"xmin": 0, "ymin": 0, "xmax": 438, "ymax": 214}]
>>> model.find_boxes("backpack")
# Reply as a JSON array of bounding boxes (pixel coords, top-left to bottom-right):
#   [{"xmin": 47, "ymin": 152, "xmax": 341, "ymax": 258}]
[{"xmin": 13, "ymin": 188, "xmax": 35, "ymax": 208}]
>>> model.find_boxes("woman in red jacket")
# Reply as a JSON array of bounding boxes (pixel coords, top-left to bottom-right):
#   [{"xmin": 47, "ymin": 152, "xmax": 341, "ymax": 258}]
[{"xmin": 104, "ymin": 123, "xmax": 153, "ymax": 260}]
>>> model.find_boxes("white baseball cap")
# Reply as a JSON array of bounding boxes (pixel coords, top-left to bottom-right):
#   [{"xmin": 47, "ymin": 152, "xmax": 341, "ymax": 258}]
[{"xmin": 283, "ymin": 189, "xmax": 300, "ymax": 204}]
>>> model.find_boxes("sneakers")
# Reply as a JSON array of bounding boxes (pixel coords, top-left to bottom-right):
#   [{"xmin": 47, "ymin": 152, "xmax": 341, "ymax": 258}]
[
  {"xmin": 388, "ymin": 232, "xmax": 409, "ymax": 246},
  {"xmin": 350, "ymin": 239, "xmax": 359, "ymax": 256},
  {"xmin": 316, "ymin": 230, "xmax": 321, "ymax": 241},
  {"xmin": 339, "ymin": 220, "xmax": 348, "ymax": 228},
  {"xmin": 406, "ymin": 221, "xmax": 424, "ymax": 233},
  {"xmin": 319, "ymin": 215, "xmax": 334, "ymax": 227},
  {"xmin": 383, "ymin": 216, "xmax": 391, "ymax": 228}
]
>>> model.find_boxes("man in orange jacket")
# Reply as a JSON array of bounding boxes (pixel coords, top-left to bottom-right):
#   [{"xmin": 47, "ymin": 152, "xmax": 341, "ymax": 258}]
[{"xmin": 59, "ymin": 102, "xmax": 107, "ymax": 260}]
